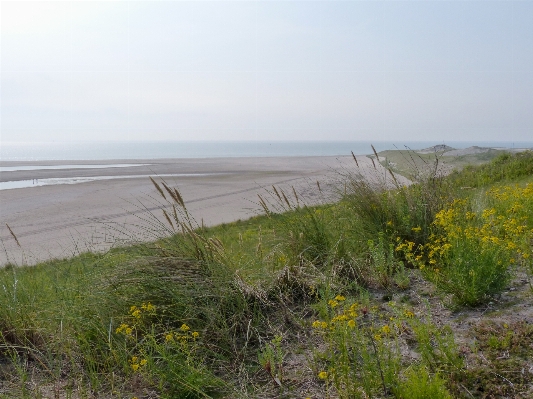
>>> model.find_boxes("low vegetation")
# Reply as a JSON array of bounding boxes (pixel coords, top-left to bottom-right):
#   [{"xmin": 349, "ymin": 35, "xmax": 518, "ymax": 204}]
[{"xmin": 1, "ymin": 150, "xmax": 532, "ymax": 398}]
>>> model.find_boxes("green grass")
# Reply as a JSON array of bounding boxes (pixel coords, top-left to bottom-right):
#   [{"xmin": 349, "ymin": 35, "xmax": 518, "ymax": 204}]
[
  {"xmin": 1, "ymin": 150, "xmax": 532, "ymax": 398},
  {"xmin": 446, "ymin": 150, "xmax": 533, "ymax": 188},
  {"xmin": 374, "ymin": 148, "xmax": 509, "ymax": 180}
]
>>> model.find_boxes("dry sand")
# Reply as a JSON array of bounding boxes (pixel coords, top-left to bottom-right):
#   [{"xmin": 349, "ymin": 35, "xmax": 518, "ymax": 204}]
[{"xmin": 0, "ymin": 155, "xmax": 404, "ymax": 266}]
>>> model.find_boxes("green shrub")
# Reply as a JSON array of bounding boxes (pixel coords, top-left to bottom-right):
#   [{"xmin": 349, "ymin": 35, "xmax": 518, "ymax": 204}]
[{"xmin": 447, "ymin": 150, "xmax": 533, "ymax": 188}]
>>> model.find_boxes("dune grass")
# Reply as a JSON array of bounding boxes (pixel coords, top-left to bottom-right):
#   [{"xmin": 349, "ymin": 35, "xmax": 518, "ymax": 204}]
[{"xmin": 0, "ymin": 150, "xmax": 532, "ymax": 398}]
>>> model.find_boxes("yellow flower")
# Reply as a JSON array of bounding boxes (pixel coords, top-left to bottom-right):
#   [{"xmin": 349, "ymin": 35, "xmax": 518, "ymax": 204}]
[
  {"xmin": 140, "ymin": 359, "xmax": 147, "ymax": 366},
  {"xmin": 334, "ymin": 295, "xmax": 346, "ymax": 301},
  {"xmin": 332, "ymin": 315, "xmax": 348, "ymax": 323},
  {"xmin": 328, "ymin": 299, "xmax": 339, "ymax": 308},
  {"xmin": 141, "ymin": 302, "xmax": 155, "ymax": 312},
  {"xmin": 192, "ymin": 331, "xmax": 200, "ymax": 338},
  {"xmin": 312, "ymin": 321, "xmax": 328, "ymax": 329},
  {"xmin": 348, "ymin": 319, "xmax": 356, "ymax": 328},
  {"xmin": 180, "ymin": 323, "xmax": 190, "ymax": 332},
  {"xmin": 373, "ymin": 334, "xmax": 382, "ymax": 341},
  {"xmin": 381, "ymin": 324, "xmax": 391, "ymax": 334},
  {"xmin": 404, "ymin": 310, "xmax": 414, "ymax": 318},
  {"xmin": 131, "ymin": 363, "xmax": 140, "ymax": 372},
  {"xmin": 318, "ymin": 371, "xmax": 328, "ymax": 380},
  {"xmin": 165, "ymin": 333, "xmax": 174, "ymax": 342},
  {"xmin": 115, "ymin": 323, "xmax": 128, "ymax": 334},
  {"xmin": 125, "ymin": 327, "xmax": 133, "ymax": 335},
  {"xmin": 412, "ymin": 226, "xmax": 422, "ymax": 233}
]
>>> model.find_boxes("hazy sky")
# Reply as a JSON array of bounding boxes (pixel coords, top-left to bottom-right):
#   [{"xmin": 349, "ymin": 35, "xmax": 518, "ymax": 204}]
[{"xmin": 1, "ymin": 0, "xmax": 532, "ymax": 143}]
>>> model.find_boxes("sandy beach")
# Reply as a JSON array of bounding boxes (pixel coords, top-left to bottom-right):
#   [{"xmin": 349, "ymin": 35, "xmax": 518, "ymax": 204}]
[{"xmin": 0, "ymin": 155, "xmax": 403, "ymax": 266}]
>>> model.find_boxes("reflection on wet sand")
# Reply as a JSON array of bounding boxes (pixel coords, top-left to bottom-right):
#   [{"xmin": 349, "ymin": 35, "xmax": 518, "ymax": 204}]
[{"xmin": 0, "ymin": 173, "xmax": 226, "ymax": 190}]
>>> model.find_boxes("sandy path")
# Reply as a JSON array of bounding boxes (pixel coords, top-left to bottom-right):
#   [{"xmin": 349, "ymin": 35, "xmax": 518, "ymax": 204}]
[{"xmin": 0, "ymin": 155, "xmax": 400, "ymax": 266}]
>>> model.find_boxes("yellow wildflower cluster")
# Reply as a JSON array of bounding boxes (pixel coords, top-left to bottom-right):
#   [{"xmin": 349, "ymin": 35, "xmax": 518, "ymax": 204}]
[
  {"xmin": 397, "ymin": 184, "xmax": 533, "ymax": 272},
  {"xmin": 311, "ymin": 296, "xmax": 422, "ymax": 391},
  {"xmin": 129, "ymin": 356, "xmax": 147, "ymax": 372},
  {"xmin": 312, "ymin": 320, "xmax": 328, "ymax": 329},
  {"xmin": 129, "ymin": 302, "xmax": 156, "ymax": 319},
  {"xmin": 116, "ymin": 302, "xmax": 157, "ymax": 337},
  {"xmin": 164, "ymin": 323, "xmax": 200, "ymax": 346},
  {"xmin": 115, "ymin": 323, "xmax": 134, "ymax": 336},
  {"xmin": 312, "ymin": 295, "xmax": 416, "ymax": 341},
  {"xmin": 327, "ymin": 299, "xmax": 339, "ymax": 308},
  {"xmin": 312, "ymin": 297, "xmax": 359, "ymax": 332},
  {"xmin": 318, "ymin": 371, "xmax": 328, "ymax": 380},
  {"xmin": 404, "ymin": 310, "xmax": 414, "ymax": 318}
]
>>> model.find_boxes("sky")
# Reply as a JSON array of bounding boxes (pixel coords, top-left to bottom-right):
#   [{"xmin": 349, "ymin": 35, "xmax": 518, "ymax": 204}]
[{"xmin": 1, "ymin": 0, "xmax": 532, "ymax": 143}]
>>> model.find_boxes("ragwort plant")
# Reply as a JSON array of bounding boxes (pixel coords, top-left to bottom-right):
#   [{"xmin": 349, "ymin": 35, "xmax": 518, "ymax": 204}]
[
  {"xmin": 115, "ymin": 301, "xmax": 225, "ymax": 398},
  {"xmin": 398, "ymin": 183, "xmax": 533, "ymax": 306},
  {"xmin": 310, "ymin": 295, "xmax": 460, "ymax": 398},
  {"xmin": 485, "ymin": 183, "xmax": 533, "ymax": 270},
  {"xmin": 311, "ymin": 295, "xmax": 401, "ymax": 398}
]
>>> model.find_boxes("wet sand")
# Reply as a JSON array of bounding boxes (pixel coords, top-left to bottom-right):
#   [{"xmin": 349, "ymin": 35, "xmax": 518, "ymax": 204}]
[{"xmin": 0, "ymin": 155, "xmax": 400, "ymax": 266}]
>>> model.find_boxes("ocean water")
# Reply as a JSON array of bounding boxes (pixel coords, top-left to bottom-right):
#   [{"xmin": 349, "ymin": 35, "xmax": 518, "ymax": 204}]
[{"xmin": 1, "ymin": 140, "xmax": 532, "ymax": 162}]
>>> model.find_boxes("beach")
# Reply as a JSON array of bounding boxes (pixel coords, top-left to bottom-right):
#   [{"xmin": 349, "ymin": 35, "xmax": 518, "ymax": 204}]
[{"xmin": 0, "ymin": 155, "xmax": 402, "ymax": 266}]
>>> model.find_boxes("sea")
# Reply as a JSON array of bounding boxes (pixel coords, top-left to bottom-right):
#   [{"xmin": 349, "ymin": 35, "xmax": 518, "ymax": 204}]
[{"xmin": 1, "ymin": 140, "xmax": 532, "ymax": 162}]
